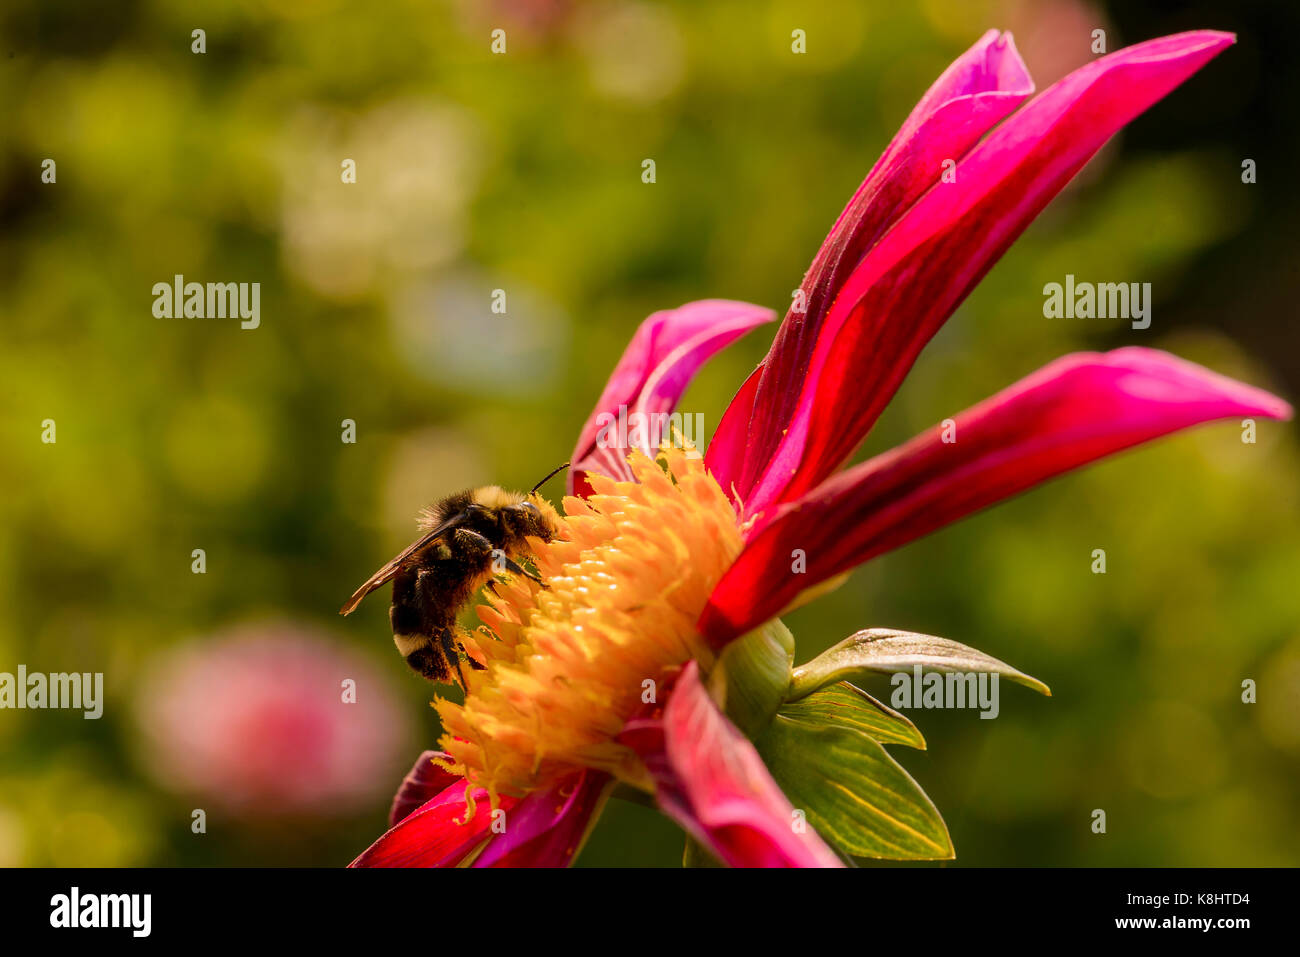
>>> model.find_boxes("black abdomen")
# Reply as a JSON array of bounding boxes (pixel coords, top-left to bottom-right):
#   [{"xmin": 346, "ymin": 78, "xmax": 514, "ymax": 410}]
[{"xmin": 389, "ymin": 533, "xmax": 497, "ymax": 685}]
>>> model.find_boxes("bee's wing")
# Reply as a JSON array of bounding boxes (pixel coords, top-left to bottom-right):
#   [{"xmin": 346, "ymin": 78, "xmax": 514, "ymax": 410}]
[{"xmin": 339, "ymin": 511, "xmax": 469, "ymax": 615}]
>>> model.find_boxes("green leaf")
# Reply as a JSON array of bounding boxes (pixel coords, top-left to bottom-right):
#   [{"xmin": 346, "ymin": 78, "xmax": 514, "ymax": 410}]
[
  {"xmin": 756, "ymin": 710, "xmax": 953, "ymax": 860},
  {"xmin": 788, "ymin": 628, "xmax": 1051, "ymax": 702},
  {"xmin": 778, "ymin": 681, "xmax": 925, "ymax": 750}
]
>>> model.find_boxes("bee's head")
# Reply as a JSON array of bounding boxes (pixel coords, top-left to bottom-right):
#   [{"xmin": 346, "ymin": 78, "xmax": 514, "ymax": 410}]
[{"xmin": 502, "ymin": 494, "xmax": 561, "ymax": 543}]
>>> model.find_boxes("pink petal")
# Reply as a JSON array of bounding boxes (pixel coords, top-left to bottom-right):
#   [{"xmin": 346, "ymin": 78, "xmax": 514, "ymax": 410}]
[
  {"xmin": 620, "ymin": 662, "xmax": 842, "ymax": 868},
  {"xmin": 569, "ymin": 299, "xmax": 776, "ymax": 496},
  {"xmin": 350, "ymin": 778, "xmax": 518, "ymax": 868},
  {"xmin": 700, "ymin": 348, "xmax": 1290, "ymax": 645},
  {"xmin": 740, "ymin": 31, "xmax": 1235, "ymax": 516},
  {"xmin": 717, "ymin": 30, "xmax": 1033, "ymax": 504},
  {"xmin": 471, "ymin": 771, "xmax": 610, "ymax": 867},
  {"xmin": 704, "ymin": 364, "xmax": 763, "ymax": 502},
  {"xmin": 388, "ymin": 750, "xmax": 461, "ymax": 826}
]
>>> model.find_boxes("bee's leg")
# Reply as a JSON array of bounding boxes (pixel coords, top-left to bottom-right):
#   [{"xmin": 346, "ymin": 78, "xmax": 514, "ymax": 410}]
[
  {"xmin": 456, "ymin": 627, "xmax": 488, "ymax": 672},
  {"xmin": 437, "ymin": 628, "xmax": 469, "ymax": 689},
  {"xmin": 497, "ymin": 553, "xmax": 548, "ymax": 589},
  {"xmin": 453, "ymin": 527, "xmax": 546, "ymax": 589}
]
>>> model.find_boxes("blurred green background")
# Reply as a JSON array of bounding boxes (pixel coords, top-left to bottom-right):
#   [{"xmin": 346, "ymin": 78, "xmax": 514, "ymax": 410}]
[{"xmin": 1, "ymin": 0, "xmax": 1296, "ymax": 867}]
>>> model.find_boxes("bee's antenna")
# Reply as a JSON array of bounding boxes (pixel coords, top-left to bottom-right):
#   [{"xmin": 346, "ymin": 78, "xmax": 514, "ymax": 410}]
[{"xmin": 530, "ymin": 461, "xmax": 570, "ymax": 494}]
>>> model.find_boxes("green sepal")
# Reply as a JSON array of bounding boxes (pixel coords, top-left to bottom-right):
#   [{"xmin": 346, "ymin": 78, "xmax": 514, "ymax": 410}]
[
  {"xmin": 708, "ymin": 618, "xmax": 795, "ymax": 739},
  {"xmin": 788, "ymin": 627, "xmax": 1051, "ymax": 702},
  {"xmin": 756, "ymin": 695, "xmax": 954, "ymax": 861},
  {"xmin": 779, "ymin": 681, "xmax": 925, "ymax": 750}
]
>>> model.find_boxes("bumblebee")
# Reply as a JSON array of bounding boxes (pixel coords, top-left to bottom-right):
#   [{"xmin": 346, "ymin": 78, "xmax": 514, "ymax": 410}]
[{"xmin": 340, "ymin": 466, "xmax": 566, "ymax": 688}]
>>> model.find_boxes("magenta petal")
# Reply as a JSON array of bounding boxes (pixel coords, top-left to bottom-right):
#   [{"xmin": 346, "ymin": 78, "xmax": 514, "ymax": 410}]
[
  {"xmin": 704, "ymin": 364, "xmax": 763, "ymax": 501},
  {"xmin": 701, "ymin": 348, "xmax": 1291, "ymax": 645},
  {"xmin": 568, "ymin": 299, "xmax": 776, "ymax": 496},
  {"xmin": 743, "ymin": 31, "xmax": 1235, "ymax": 515},
  {"xmin": 350, "ymin": 779, "xmax": 518, "ymax": 868},
  {"xmin": 621, "ymin": 662, "xmax": 842, "ymax": 868},
  {"xmin": 722, "ymin": 30, "xmax": 1034, "ymax": 506},
  {"xmin": 471, "ymin": 771, "xmax": 610, "ymax": 867},
  {"xmin": 388, "ymin": 750, "xmax": 461, "ymax": 826}
]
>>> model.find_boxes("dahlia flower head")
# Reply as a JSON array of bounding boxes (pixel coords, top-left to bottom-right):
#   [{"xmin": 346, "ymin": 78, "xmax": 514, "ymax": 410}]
[{"xmin": 352, "ymin": 28, "xmax": 1291, "ymax": 868}]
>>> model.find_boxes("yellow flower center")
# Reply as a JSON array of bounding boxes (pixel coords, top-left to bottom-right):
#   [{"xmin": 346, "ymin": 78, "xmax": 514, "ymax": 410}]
[{"xmin": 434, "ymin": 447, "xmax": 743, "ymax": 802}]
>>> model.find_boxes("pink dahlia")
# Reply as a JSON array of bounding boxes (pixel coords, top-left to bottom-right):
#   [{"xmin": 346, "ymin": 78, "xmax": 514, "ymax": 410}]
[{"xmin": 352, "ymin": 29, "xmax": 1289, "ymax": 868}]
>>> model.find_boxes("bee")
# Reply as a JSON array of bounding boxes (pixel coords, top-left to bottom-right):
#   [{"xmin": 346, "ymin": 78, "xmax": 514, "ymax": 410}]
[{"xmin": 340, "ymin": 464, "xmax": 567, "ymax": 688}]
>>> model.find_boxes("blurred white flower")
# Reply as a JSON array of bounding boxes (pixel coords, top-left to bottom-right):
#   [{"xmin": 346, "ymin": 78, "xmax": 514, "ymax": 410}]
[
  {"xmin": 572, "ymin": 1, "xmax": 685, "ymax": 103},
  {"xmin": 279, "ymin": 100, "xmax": 484, "ymax": 300},
  {"xmin": 389, "ymin": 270, "xmax": 569, "ymax": 395}
]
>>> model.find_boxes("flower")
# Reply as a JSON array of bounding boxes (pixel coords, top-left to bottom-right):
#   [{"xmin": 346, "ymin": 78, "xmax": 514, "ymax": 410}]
[
  {"xmin": 136, "ymin": 623, "xmax": 412, "ymax": 817},
  {"xmin": 352, "ymin": 28, "xmax": 1291, "ymax": 868}
]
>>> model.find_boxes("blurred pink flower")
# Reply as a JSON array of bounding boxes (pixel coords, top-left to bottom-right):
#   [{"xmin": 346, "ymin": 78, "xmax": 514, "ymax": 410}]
[
  {"xmin": 136, "ymin": 623, "xmax": 412, "ymax": 817},
  {"xmin": 1000, "ymin": 0, "xmax": 1109, "ymax": 88}
]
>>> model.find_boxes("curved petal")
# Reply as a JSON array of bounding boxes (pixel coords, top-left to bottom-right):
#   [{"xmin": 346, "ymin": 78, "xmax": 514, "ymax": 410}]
[
  {"xmin": 349, "ymin": 778, "xmax": 518, "ymax": 868},
  {"xmin": 741, "ymin": 31, "xmax": 1235, "ymax": 516},
  {"xmin": 389, "ymin": 750, "xmax": 461, "ymax": 826},
  {"xmin": 721, "ymin": 30, "xmax": 1034, "ymax": 504},
  {"xmin": 620, "ymin": 661, "xmax": 842, "ymax": 868},
  {"xmin": 472, "ymin": 770, "xmax": 611, "ymax": 867},
  {"xmin": 568, "ymin": 300, "xmax": 776, "ymax": 496},
  {"xmin": 700, "ymin": 348, "xmax": 1291, "ymax": 645}
]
